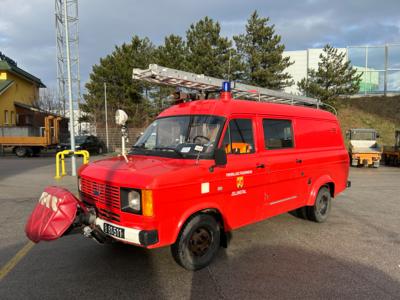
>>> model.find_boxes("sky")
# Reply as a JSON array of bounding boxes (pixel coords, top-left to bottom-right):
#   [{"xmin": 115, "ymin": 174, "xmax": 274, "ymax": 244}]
[{"xmin": 1, "ymin": 0, "xmax": 399, "ymax": 91}]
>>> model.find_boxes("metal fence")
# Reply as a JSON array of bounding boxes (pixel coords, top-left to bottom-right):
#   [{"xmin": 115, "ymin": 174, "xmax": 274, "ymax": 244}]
[{"xmin": 348, "ymin": 44, "xmax": 400, "ymax": 95}]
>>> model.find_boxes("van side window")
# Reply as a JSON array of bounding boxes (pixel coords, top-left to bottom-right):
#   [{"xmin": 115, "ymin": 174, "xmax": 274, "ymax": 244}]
[
  {"xmin": 263, "ymin": 119, "xmax": 293, "ymax": 149},
  {"xmin": 222, "ymin": 119, "xmax": 255, "ymax": 154}
]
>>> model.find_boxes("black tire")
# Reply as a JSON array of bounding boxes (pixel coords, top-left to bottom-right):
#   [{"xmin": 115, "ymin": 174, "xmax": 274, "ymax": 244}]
[
  {"xmin": 307, "ymin": 186, "xmax": 331, "ymax": 223},
  {"xmin": 15, "ymin": 147, "xmax": 27, "ymax": 158},
  {"xmin": 171, "ymin": 214, "xmax": 220, "ymax": 271}
]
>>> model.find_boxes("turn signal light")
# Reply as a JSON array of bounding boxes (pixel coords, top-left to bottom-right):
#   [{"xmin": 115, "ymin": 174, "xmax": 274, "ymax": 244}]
[{"xmin": 141, "ymin": 190, "xmax": 154, "ymax": 217}]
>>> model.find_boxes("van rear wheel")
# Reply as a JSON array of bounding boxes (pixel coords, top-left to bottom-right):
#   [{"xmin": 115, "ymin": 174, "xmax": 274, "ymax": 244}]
[
  {"xmin": 307, "ymin": 186, "xmax": 331, "ymax": 223},
  {"xmin": 171, "ymin": 214, "xmax": 220, "ymax": 271}
]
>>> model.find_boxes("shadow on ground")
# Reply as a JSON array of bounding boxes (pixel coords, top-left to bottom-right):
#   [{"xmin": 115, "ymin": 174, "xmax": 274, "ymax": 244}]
[{"xmin": 1, "ymin": 238, "xmax": 399, "ymax": 299}]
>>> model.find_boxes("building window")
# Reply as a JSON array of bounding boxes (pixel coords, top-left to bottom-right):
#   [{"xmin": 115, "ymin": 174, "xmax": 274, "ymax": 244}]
[
  {"xmin": 4, "ymin": 110, "xmax": 9, "ymax": 125},
  {"xmin": 10, "ymin": 111, "xmax": 14, "ymax": 125},
  {"xmin": 222, "ymin": 119, "xmax": 255, "ymax": 154},
  {"xmin": 263, "ymin": 119, "xmax": 294, "ymax": 149}
]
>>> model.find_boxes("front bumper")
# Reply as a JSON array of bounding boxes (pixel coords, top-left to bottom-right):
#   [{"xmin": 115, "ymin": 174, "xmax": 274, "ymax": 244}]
[{"xmin": 95, "ymin": 218, "xmax": 158, "ymax": 246}]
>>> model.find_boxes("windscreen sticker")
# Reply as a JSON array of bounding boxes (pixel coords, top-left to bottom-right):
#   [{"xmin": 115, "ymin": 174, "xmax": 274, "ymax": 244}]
[
  {"xmin": 181, "ymin": 147, "xmax": 191, "ymax": 153},
  {"xmin": 226, "ymin": 170, "xmax": 253, "ymax": 177},
  {"xmin": 201, "ymin": 182, "xmax": 210, "ymax": 194},
  {"xmin": 194, "ymin": 145, "xmax": 204, "ymax": 152}
]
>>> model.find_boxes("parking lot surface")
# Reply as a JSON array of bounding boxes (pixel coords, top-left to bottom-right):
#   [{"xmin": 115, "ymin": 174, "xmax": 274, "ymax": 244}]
[{"xmin": 0, "ymin": 156, "xmax": 399, "ymax": 299}]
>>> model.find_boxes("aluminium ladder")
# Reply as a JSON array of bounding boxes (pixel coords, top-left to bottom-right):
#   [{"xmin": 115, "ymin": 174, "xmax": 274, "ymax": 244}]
[{"xmin": 132, "ymin": 64, "xmax": 322, "ymax": 107}]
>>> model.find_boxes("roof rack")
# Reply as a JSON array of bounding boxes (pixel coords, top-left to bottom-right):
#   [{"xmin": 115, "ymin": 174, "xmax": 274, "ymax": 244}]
[{"xmin": 132, "ymin": 64, "xmax": 322, "ymax": 107}]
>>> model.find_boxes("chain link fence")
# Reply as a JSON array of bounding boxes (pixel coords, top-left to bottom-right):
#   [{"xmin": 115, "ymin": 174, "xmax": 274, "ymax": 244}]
[{"xmin": 96, "ymin": 127, "xmax": 144, "ymax": 152}]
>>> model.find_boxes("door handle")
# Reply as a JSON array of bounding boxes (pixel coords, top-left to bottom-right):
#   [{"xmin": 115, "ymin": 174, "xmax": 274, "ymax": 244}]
[
  {"xmin": 296, "ymin": 159, "xmax": 303, "ymax": 164},
  {"xmin": 256, "ymin": 163, "xmax": 265, "ymax": 169}
]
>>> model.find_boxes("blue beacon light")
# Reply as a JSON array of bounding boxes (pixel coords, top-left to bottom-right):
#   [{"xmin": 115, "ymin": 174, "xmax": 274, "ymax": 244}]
[{"xmin": 222, "ymin": 81, "xmax": 231, "ymax": 92}]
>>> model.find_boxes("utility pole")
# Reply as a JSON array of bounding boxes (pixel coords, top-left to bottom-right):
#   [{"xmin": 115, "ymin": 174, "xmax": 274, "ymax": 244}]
[
  {"xmin": 64, "ymin": 0, "xmax": 76, "ymax": 176},
  {"xmin": 104, "ymin": 82, "xmax": 109, "ymax": 152}
]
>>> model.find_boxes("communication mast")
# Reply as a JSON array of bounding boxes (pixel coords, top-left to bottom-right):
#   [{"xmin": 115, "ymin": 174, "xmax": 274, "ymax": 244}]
[{"xmin": 55, "ymin": 0, "xmax": 81, "ymax": 132}]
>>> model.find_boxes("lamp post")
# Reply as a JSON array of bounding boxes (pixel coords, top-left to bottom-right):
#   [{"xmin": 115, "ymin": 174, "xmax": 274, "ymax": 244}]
[
  {"xmin": 64, "ymin": 0, "xmax": 76, "ymax": 176},
  {"xmin": 104, "ymin": 82, "xmax": 109, "ymax": 152}
]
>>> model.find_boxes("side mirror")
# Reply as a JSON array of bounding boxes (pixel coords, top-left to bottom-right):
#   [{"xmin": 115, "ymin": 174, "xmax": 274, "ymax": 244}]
[
  {"xmin": 115, "ymin": 109, "xmax": 128, "ymax": 126},
  {"xmin": 214, "ymin": 148, "xmax": 227, "ymax": 166}
]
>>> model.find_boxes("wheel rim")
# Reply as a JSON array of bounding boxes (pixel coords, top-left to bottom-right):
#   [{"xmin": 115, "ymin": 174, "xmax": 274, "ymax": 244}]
[
  {"xmin": 317, "ymin": 194, "xmax": 329, "ymax": 215},
  {"xmin": 16, "ymin": 148, "xmax": 25, "ymax": 156},
  {"xmin": 188, "ymin": 227, "xmax": 212, "ymax": 257}
]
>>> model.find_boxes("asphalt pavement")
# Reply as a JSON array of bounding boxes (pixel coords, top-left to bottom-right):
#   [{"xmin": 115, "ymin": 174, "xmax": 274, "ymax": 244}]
[{"xmin": 0, "ymin": 156, "xmax": 399, "ymax": 299}]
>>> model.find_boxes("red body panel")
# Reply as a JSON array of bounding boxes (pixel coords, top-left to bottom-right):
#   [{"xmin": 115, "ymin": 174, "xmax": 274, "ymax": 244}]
[{"xmin": 78, "ymin": 96, "xmax": 349, "ymax": 248}]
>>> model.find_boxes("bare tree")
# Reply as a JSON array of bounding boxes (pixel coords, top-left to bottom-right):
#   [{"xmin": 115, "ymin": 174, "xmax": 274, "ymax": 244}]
[{"xmin": 35, "ymin": 88, "xmax": 63, "ymax": 115}]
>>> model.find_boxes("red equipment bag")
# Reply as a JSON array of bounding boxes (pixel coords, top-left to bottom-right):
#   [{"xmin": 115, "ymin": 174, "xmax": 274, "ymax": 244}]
[{"xmin": 25, "ymin": 186, "xmax": 83, "ymax": 243}]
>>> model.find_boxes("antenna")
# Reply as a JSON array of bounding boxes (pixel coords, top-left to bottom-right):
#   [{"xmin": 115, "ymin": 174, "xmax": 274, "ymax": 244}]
[{"xmin": 55, "ymin": 0, "xmax": 82, "ymax": 132}]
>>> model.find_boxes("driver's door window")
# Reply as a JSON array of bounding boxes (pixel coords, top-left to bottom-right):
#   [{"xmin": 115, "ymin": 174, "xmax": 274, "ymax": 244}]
[{"xmin": 222, "ymin": 119, "xmax": 255, "ymax": 154}]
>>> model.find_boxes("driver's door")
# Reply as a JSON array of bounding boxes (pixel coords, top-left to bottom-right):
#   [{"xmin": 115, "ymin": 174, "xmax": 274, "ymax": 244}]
[{"xmin": 220, "ymin": 116, "xmax": 264, "ymax": 229}]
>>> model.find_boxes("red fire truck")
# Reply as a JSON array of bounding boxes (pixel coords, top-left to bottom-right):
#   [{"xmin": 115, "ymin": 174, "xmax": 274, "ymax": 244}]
[{"xmin": 26, "ymin": 65, "xmax": 350, "ymax": 270}]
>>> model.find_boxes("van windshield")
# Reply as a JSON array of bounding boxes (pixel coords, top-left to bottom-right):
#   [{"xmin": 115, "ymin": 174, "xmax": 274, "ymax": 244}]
[{"xmin": 131, "ymin": 115, "xmax": 225, "ymax": 159}]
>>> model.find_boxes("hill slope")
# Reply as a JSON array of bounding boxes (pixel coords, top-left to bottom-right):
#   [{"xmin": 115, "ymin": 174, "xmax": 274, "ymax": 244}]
[{"xmin": 336, "ymin": 96, "xmax": 400, "ymax": 146}]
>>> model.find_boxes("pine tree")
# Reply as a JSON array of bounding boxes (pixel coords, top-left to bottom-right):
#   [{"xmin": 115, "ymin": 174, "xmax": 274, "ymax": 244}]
[
  {"xmin": 297, "ymin": 44, "xmax": 363, "ymax": 103},
  {"xmin": 234, "ymin": 11, "xmax": 293, "ymax": 89},
  {"xmin": 82, "ymin": 36, "xmax": 156, "ymax": 127},
  {"xmin": 186, "ymin": 17, "xmax": 240, "ymax": 79},
  {"xmin": 156, "ymin": 34, "xmax": 187, "ymax": 70}
]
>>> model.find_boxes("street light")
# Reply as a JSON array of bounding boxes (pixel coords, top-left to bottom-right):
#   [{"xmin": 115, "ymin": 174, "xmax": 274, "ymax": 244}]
[
  {"xmin": 104, "ymin": 82, "xmax": 109, "ymax": 152},
  {"xmin": 64, "ymin": 0, "xmax": 76, "ymax": 176}
]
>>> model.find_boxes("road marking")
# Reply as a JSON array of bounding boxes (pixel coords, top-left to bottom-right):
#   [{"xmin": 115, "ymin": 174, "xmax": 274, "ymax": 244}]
[{"xmin": 0, "ymin": 241, "xmax": 35, "ymax": 281}]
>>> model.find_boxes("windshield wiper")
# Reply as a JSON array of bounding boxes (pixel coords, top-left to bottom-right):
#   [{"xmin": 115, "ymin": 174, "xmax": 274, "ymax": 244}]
[
  {"xmin": 154, "ymin": 146, "xmax": 183, "ymax": 157},
  {"xmin": 131, "ymin": 143, "xmax": 146, "ymax": 149}
]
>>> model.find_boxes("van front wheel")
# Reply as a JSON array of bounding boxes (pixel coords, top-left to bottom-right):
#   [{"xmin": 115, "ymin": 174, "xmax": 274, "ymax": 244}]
[
  {"xmin": 171, "ymin": 214, "xmax": 220, "ymax": 271},
  {"xmin": 307, "ymin": 186, "xmax": 331, "ymax": 223}
]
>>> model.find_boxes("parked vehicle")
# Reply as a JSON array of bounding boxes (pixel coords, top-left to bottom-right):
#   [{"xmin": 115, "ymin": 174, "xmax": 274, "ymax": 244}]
[
  {"xmin": 57, "ymin": 135, "xmax": 105, "ymax": 154},
  {"xmin": 347, "ymin": 128, "xmax": 382, "ymax": 168},
  {"xmin": 382, "ymin": 130, "xmax": 400, "ymax": 166},
  {"xmin": 25, "ymin": 67, "xmax": 350, "ymax": 271},
  {"xmin": 0, "ymin": 116, "xmax": 61, "ymax": 157}
]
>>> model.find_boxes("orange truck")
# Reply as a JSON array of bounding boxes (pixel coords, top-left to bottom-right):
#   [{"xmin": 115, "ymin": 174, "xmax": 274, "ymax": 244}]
[
  {"xmin": 382, "ymin": 130, "xmax": 400, "ymax": 166},
  {"xmin": 0, "ymin": 115, "xmax": 61, "ymax": 157},
  {"xmin": 348, "ymin": 128, "xmax": 382, "ymax": 168}
]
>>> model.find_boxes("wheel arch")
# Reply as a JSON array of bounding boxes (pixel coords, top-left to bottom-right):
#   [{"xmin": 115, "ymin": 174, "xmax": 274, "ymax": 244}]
[
  {"xmin": 172, "ymin": 203, "xmax": 227, "ymax": 247},
  {"xmin": 307, "ymin": 175, "xmax": 335, "ymax": 206}
]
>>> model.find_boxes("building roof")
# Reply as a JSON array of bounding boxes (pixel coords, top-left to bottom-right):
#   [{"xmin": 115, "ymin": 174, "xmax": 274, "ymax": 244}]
[
  {"xmin": 0, "ymin": 59, "xmax": 46, "ymax": 88},
  {"xmin": 0, "ymin": 79, "xmax": 14, "ymax": 95},
  {"xmin": 14, "ymin": 102, "xmax": 66, "ymax": 119}
]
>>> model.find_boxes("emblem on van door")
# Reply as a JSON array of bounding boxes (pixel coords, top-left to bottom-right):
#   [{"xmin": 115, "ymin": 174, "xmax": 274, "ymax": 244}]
[{"xmin": 236, "ymin": 176, "xmax": 244, "ymax": 189}]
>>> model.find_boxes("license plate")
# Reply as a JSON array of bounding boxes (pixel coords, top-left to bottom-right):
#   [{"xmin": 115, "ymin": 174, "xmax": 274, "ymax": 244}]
[{"xmin": 103, "ymin": 223, "xmax": 125, "ymax": 239}]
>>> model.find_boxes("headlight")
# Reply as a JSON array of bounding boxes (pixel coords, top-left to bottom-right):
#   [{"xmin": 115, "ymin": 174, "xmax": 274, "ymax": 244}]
[
  {"xmin": 78, "ymin": 177, "xmax": 82, "ymax": 191},
  {"xmin": 121, "ymin": 188, "xmax": 141, "ymax": 213}
]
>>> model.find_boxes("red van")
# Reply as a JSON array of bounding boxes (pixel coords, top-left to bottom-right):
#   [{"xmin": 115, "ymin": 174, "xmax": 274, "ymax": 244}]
[{"xmin": 26, "ymin": 86, "xmax": 349, "ymax": 270}]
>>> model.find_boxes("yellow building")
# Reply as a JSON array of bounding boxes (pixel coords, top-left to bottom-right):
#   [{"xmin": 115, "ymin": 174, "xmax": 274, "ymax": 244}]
[{"xmin": 0, "ymin": 52, "xmax": 45, "ymax": 126}]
